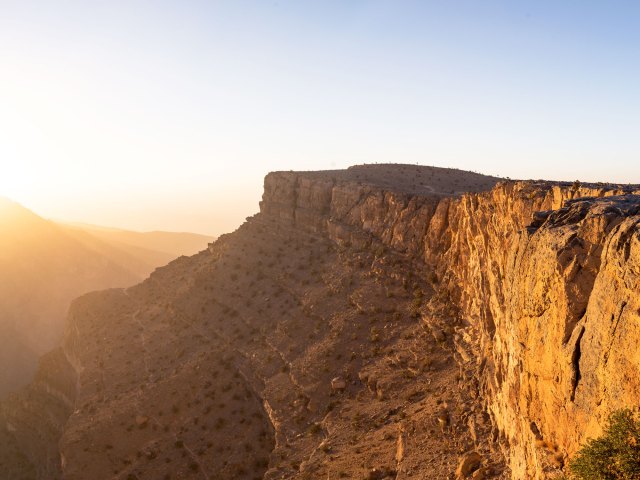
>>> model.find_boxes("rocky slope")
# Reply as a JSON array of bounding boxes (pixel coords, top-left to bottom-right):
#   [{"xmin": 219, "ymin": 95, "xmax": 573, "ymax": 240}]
[{"xmin": 2, "ymin": 164, "xmax": 639, "ymax": 479}]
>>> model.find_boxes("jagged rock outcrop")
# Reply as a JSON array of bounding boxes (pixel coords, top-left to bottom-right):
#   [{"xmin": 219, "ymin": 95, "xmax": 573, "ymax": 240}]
[{"xmin": 2, "ymin": 164, "xmax": 639, "ymax": 479}]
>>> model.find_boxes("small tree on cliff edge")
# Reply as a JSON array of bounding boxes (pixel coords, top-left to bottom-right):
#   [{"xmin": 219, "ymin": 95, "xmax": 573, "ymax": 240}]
[{"xmin": 569, "ymin": 409, "xmax": 640, "ymax": 479}]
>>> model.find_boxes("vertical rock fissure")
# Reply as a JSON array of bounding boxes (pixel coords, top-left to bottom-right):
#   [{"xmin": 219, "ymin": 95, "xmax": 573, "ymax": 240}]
[{"xmin": 570, "ymin": 326, "xmax": 585, "ymax": 402}]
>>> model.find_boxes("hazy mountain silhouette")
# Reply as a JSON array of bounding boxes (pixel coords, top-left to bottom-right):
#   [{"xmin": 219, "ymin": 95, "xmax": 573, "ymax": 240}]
[{"xmin": 63, "ymin": 222, "xmax": 214, "ymax": 259}]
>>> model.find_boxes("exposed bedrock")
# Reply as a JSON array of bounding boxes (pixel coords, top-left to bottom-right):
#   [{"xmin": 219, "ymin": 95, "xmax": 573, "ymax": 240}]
[
  {"xmin": 3, "ymin": 165, "xmax": 640, "ymax": 480},
  {"xmin": 261, "ymin": 169, "xmax": 640, "ymax": 479}
]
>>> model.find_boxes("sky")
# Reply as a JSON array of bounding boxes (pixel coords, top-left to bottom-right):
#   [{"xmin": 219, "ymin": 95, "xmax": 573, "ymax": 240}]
[{"xmin": 1, "ymin": 1, "xmax": 639, "ymax": 235}]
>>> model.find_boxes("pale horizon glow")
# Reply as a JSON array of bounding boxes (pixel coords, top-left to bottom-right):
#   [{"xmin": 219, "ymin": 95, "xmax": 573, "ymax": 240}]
[{"xmin": 1, "ymin": 1, "xmax": 640, "ymax": 235}]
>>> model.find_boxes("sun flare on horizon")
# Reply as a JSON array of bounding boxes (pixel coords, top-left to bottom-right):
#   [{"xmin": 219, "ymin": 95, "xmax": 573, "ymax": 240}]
[{"xmin": 2, "ymin": 1, "xmax": 640, "ymax": 233}]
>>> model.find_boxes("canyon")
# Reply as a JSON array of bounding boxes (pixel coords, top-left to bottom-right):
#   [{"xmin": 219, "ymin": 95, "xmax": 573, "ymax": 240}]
[
  {"xmin": 0, "ymin": 198, "xmax": 213, "ymax": 397},
  {"xmin": 1, "ymin": 164, "xmax": 639, "ymax": 479}
]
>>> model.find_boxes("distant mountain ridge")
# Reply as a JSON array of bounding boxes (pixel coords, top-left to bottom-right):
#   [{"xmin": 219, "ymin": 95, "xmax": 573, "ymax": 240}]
[{"xmin": 61, "ymin": 222, "xmax": 213, "ymax": 263}]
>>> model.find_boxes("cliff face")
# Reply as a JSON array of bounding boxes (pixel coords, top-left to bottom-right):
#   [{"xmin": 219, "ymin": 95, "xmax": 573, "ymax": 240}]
[
  {"xmin": 2, "ymin": 165, "xmax": 639, "ymax": 479},
  {"xmin": 260, "ymin": 168, "xmax": 640, "ymax": 479},
  {"xmin": 439, "ymin": 186, "xmax": 640, "ymax": 479}
]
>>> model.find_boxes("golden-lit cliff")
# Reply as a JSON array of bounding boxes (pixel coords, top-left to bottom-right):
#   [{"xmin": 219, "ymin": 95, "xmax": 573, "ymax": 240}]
[
  {"xmin": 261, "ymin": 167, "xmax": 640, "ymax": 479},
  {"xmin": 2, "ymin": 165, "xmax": 639, "ymax": 479}
]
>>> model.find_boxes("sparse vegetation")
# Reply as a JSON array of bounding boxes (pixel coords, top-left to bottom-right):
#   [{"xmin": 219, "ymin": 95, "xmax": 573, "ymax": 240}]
[{"xmin": 568, "ymin": 409, "xmax": 640, "ymax": 480}]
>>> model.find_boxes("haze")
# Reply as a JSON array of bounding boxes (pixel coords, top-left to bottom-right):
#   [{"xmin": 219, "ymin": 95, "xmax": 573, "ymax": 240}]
[{"xmin": 2, "ymin": 0, "xmax": 640, "ymax": 235}]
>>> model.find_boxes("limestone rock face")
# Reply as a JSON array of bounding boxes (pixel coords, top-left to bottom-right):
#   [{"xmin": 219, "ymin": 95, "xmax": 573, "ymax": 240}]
[
  {"xmin": 433, "ymin": 189, "xmax": 640, "ymax": 479},
  {"xmin": 260, "ymin": 169, "xmax": 640, "ymax": 479}
]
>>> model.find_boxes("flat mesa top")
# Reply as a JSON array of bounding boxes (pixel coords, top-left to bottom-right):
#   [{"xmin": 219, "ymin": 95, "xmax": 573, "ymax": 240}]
[{"xmin": 288, "ymin": 164, "xmax": 503, "ymax": 196}]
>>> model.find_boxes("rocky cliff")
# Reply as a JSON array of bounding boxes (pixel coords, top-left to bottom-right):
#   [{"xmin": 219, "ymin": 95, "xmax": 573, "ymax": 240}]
[
  {"xmin": 2, "ymin": 164, "xmax": 639, "ymax": 479},
  {"xmin": 261, "ymin": 166, "xmax": 640, "ymax": 479},
  {"xmin": 433, "ymin": 183, "xmax": 640, "ymax": 479}
]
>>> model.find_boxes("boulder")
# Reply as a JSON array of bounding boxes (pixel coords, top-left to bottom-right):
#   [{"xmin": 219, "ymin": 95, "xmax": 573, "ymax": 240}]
[
  {"xmin": 331, "ymin": 376, "xmax": 346, "ymax": 393},
  {"xmin": 455, "ymin": 451, "xmax": 482, "ymax": 479}
]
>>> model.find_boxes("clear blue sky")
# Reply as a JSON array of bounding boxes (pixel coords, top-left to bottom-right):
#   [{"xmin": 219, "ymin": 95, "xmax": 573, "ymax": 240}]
[{"xmin": 1, "ymin": 1, "xmax": 639, "ymax": 234}]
